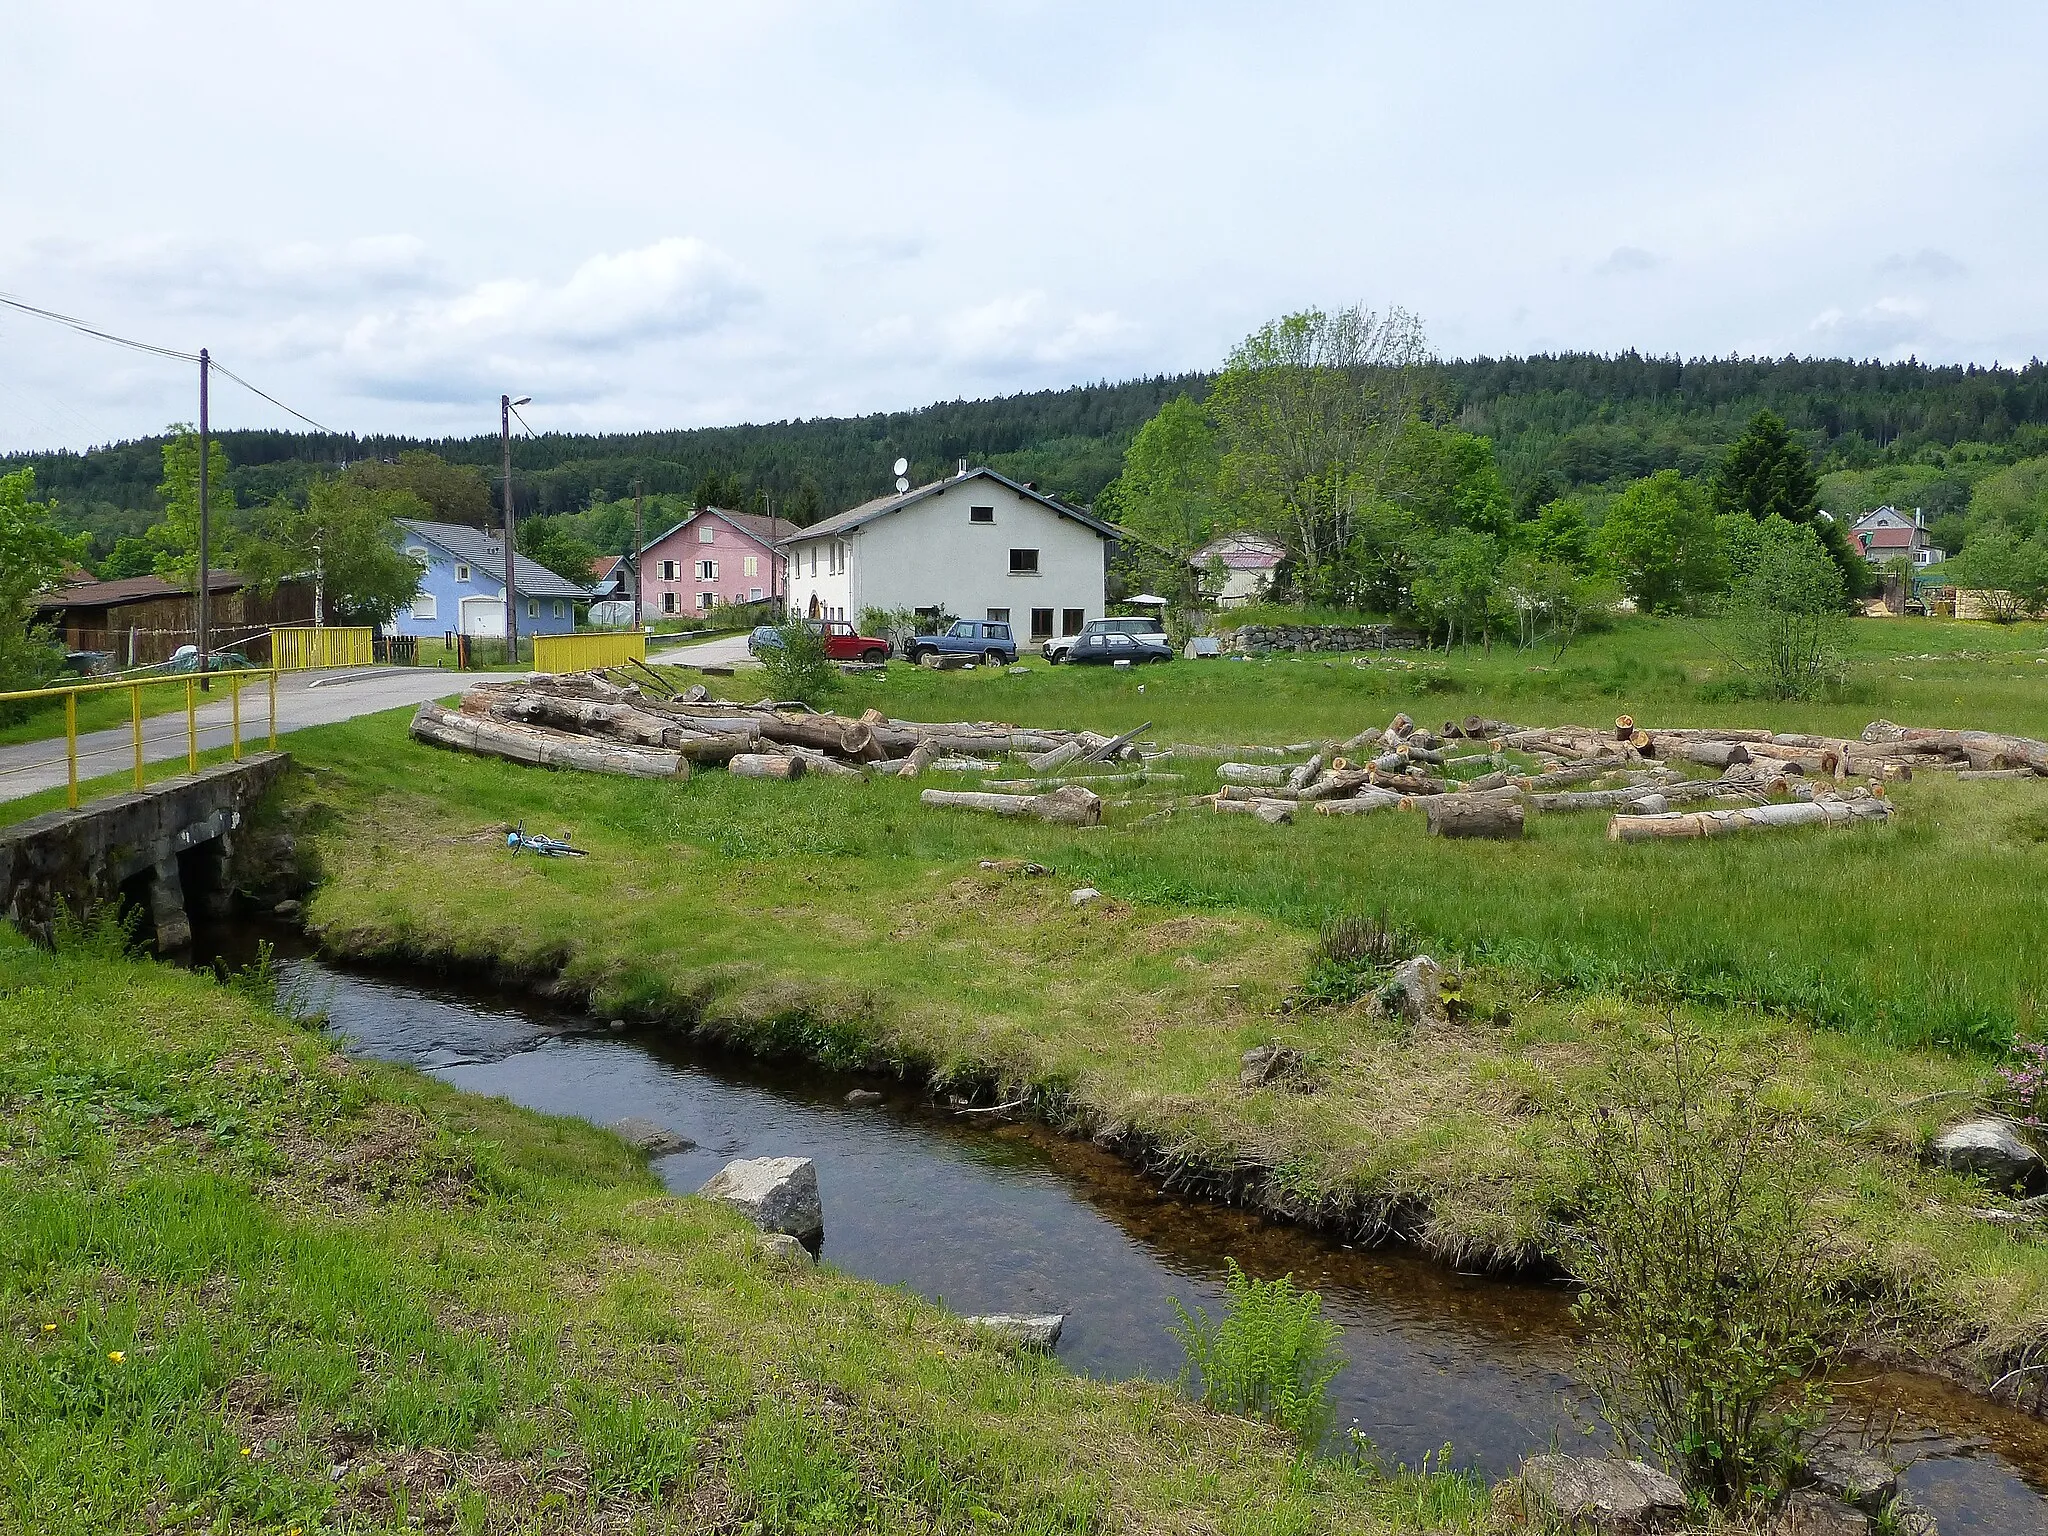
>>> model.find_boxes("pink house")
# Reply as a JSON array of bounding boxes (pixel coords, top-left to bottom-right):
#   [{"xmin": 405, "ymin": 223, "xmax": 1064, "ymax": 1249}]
[{"xmin": 641, "ymin": 508, "xmax": 791, "ymax": 618}]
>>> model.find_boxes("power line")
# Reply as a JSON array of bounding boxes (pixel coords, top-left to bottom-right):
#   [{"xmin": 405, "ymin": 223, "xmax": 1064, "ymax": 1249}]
[{"xmin": 0, "ymin": 291, "xmax": 340, "ymax": 435}]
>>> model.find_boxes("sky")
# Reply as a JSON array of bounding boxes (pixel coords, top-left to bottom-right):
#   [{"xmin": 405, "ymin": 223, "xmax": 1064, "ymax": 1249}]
[{"xmin": 2, "ymin": 2, "xmax": 2045, "ymax": 453}]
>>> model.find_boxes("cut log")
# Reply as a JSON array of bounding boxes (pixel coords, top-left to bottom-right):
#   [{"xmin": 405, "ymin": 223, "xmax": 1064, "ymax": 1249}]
[
  {"xmin": 1608, "ymin": 799, "xmax": 1894, "ymax": 842},
  {"xmin": 1462, "ymin": 715, "xmax": 1520, "ymax": 739},
  {"xmin": 1296, "ymin": 769, "xmax": 1374, "ymax": 802},
  {"xmin": 1516, "ymin": 761, "xmax": 1623, "ymax": 792},
  {"xmin": 730, "ymin": 753, "xmax": 805, "ymax": 780},
  {"xmin": 1862, "ymin": 724, "xmax": 2048, "ymax": 774},
  {"xmin": 983, "ymin": 771, "xmax": 1161, "ymax": 792},
  {"xmin": 918, "ymin": 786, "xmax": 1103, "ymax": 826},
  {"xmin": 1170, "ymin": 742, "xmax": 1291, "ymax": 759},
  {"xmin": 784, "ymin": 746, "xmax": 862, "ymax": 778},
  {"xmin": 896, "ymin": 739, "xmax": 943, "ymax": 778},
  {"xmin": 1655, "ymin": 737, "xmax": 1751, "ymax": 770},
  {"xmin": 1532, "ymin": 778, "xmax": 1751, "ymax": 812},
  {"xmin": 1367, "ymin": 767, "xmax": 1443, "ymax": 796},
  {"xmin": 1213, "ymin": 796, "xmax": 1294, "ymax": 824},
  {"xmin": 1218, "ymin": 762, "xmax": 1295, "ymax": 786},
  {"xmin": 1426, "ymin": 795, "xmax": 1525, "ymax": 839},
  {"xmin": 410, "ymin": 702, "xmax": 688, "ymax": 780},
  {"xmin": 1024, "ymin": 738, "xmax": 1086, "ymax": 774},
  {"xmin": 1748, "ymin": 743, "xmax": 1842, "ymax": 775},
  {"xmin": 1286, "ymin": 752, "xmax": 1325, "ymax": 791},
  {"xmin": 1959, "ymin": 768, "xmax": 2039, "ymax": 781},
  {"xmin": 1314, "ymin": 787, "xmax": 1402, "ymax": 815},
  {"xmin": 1076, "ymin": 721, "xmax": 1153, "ymax": 766}
]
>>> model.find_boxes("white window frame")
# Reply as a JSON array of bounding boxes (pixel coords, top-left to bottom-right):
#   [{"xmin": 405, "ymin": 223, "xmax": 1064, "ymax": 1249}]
[
  {"xmin": 660, "ymin": 559, "xmax": 678, "ymax": 581},
  {"xmin": 455, "ymin": 563, "xmax": 471, "ymax": 583},
  {"xmin": 661, "ymin": 592, "xmax": 678, "ymax": 614},
  {"xmin": 527, "ymin": 598, "xmax": 538, "ymax": 618},
  {"xmin": 750, "ymin": 587, "xmax": 763, "ymax": 602},
  {"xmin": 1009, "ymin": 548, "xmax": 1039, "ymax": 575},
  {"xmin": 697, "ymin": 559, "xmax": 717, "ymax": 581},
  {"xmin": 699, "ymin": 525, "xmax": 716, "ymax": 543},
  {"xmin": 743, "ymin": 555, "xmax": 758, "ymax": 578},
  {"xmin": 409, "ymin": 592, "xmax": 438, "ymax": 622},
  {"xmin": 551, "ymin": 600, "xmax": 564, "ymax": 619}
]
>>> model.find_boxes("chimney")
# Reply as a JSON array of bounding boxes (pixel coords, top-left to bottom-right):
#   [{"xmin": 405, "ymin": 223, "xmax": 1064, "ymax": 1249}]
[{"xmin": 957, "ymin": 458, "xmax": 968, "ymax": 477}]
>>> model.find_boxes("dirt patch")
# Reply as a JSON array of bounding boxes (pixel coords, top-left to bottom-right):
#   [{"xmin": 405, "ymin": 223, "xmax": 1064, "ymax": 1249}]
[{"xmin": 266, "ymin": 1100, "xmax": 494, "ymax": 1211}]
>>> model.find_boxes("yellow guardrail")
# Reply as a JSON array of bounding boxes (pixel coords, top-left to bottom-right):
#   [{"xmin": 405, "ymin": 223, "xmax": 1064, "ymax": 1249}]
[
  {"xmin": 533, "ymin": 632, "xmax": 648, "ymax": 674},
  {"xmin": 0, "ymin": 669, "xmax": 279, "ymax": 811},
  {"xmin": 270, "ymin": 626, "xmax": 374, "ymax": 670}
]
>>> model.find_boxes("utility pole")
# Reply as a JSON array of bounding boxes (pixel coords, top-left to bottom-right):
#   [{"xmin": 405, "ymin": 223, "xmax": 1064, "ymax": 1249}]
[
  {"xmin": 197, "ymin": 348, "xmax": 211, "ymax": 693},
  {"xmin": 500, "ymin": 393, "xmax": 518, "ymax": 659},
  {"xmin": 631, "ymin": 478, "xmax": 645, "ymax": 632}
]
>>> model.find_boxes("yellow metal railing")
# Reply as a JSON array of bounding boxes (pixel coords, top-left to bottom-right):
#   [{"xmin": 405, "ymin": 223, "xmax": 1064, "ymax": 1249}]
[
  {"xmin": 533, "ymin": 631, "xmax": 647, "ymax": 674},
  {"xmin": 0, "ymin": 669, "xmax": 279, "ymax": 811},
  {"xmin": 270, "ymin": 626, "xmax": 374, "ymax": 670}
]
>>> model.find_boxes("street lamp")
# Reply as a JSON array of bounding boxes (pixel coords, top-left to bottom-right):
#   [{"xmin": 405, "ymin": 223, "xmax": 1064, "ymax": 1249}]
[{"xmin": 501, "ymin": 394, "xmax": 531, "ymax": 657}]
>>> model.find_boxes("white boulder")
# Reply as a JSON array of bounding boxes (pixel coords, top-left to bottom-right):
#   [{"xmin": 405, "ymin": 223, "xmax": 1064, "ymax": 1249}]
[
  {"xmin": 1932, "ymin": 1118, "xmax": 2044, "ymax": 1191},
  {"xmin": 963, "ymin": 1313, "xmax": 1065, "ymax": 1350},
  {"xmin": 699, "ymin": 1156, "xmax": 824, "ymax": 1246},
  {"xmin": 1519, "ymin": 1454, "xmax": 1687, "ymax": 1530}
]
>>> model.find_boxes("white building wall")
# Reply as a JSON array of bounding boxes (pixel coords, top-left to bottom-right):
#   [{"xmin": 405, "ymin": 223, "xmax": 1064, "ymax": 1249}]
[{"xmin": 784, "ymin": 478, "xmax": 1105, "ymax": 633}]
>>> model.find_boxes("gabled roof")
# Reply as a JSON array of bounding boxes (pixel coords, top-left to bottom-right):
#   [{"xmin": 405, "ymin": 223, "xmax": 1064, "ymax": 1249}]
[
  {"xmin": 778, "ymin": 467, "xmax": 1118, "ymax": 545},
  {"xmin": 642, "ymin": 506, "xmax": 796, "ymax": 553},
  {"xmin": 591, "ymin": 554, "xmax": 624, "ymax": 581},
  {"xmin": 397, "ymin": 519, "xmax": 590, "ymax": 599},
  {"xmin": 33, "ymin": 569, "xmax": 247, "ymax": 612}
]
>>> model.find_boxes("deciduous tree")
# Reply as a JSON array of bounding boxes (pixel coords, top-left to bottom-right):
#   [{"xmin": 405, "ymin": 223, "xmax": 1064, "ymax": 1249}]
[
  {"xmin": 343, "ymin": 451, "xmax": 494, "ymax": 527},
  {"xmin": 148, "ymin": 427, "xmax": 236, "ymax": 587},
  {"xmin": 238, "ymin": 481, "xmax": 425, "ymax": 626},
  {"xmin": 0, "ymin": 470, "xmax": 86, "ymax": 694},
  {"xmin": 1598, "ymin": 471, "xmax": 1726, "ymax": 612}
]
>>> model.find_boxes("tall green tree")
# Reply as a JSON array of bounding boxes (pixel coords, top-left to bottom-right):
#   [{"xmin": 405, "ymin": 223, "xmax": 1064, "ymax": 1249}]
[
  {"xmin": 1939, "ymin": 530, "xmax": 2048, "ymax": 622},
  {"xmin": 518, "ymin": 516, "xmax": 603, "ymax": 585},
  {"xmin": 0, "ymin": 469, "xmax": 87, "ymax": 693},
  {"xmin": 1964, "ymin": 456, "xmax": 2048, "ymax": 542},
  {"xmin": 148, "ymin": 427, "xmax": 236, "ymax": 587},
  {"xmin": 1714, "ymin": 411, "xmax": 1868, "ymax": 595},
  {"xmin": 237, "ymin": 481, "xmax": 425, "ymax": 626},
  {"xmin": 1207, "ymin": 304, "xmax": 1429, "ymax": 605},
  {"xmin": 1598, "ymin": 471, "xmax": 1727, "ymax": 613},
  {"xmin": 1108, "ymin": 395, "xmax": 1222, "ymax": 555},
  {"xmin": 343, "ymin": 451, "xmax": 494, "ymax": 526}
]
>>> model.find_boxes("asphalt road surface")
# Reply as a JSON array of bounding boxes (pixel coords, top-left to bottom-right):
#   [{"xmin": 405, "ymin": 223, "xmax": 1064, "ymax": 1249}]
[
  {"xmin": 0, "ymin": 667, "xmax": 463, "ymax": 805},
  {"xmin": 646, "ymin": 632, "xmax": 756, "ymax": 669}
]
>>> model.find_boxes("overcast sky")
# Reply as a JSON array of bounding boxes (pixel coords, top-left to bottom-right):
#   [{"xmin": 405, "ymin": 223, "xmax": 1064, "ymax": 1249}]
[{"xmin": 3, "ymin": 2, "xmax": 2044, "ymax": 453}]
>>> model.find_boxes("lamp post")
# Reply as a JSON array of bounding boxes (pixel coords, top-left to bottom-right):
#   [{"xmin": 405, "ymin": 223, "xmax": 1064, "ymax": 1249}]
[{"xmin": 501, "ymin": 393, "xmax": 530, "ymax": 657}]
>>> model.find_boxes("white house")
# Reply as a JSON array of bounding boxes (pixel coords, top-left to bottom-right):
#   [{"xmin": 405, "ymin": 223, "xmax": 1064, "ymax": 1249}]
[
  {"xmin": 779, "ymin": 467, "xmax": 1117, "ymax": 645},
  {"xmin": 1190, "ymin": 531, "xmax": 1286, "ymax": 606},
  {"xmin": 1850, "ymin": 506, "xmax": 1947, "ymax": 568}
]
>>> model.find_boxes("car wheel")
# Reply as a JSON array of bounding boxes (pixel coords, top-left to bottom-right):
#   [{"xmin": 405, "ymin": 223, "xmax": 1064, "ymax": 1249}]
[
  {"xmin": 861, "ymin": 647, "xmax": 886, "ymax": 665},
  {"xmin": 908, "ymin": 647, "xmax": 929, "ymax": 665},
  {"xmin": 984, "ymin": 650, "xmax": 1008, "ymax": 667}
]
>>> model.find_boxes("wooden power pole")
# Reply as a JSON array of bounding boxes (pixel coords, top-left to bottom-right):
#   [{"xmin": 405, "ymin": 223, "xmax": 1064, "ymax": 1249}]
[
  {"xmin": 196, "ymin": 348, "xmax": 211, "ymax": 692},
  {"xmin": 632, "ymin": 478, "xmax": 645, "ymax": 632}
]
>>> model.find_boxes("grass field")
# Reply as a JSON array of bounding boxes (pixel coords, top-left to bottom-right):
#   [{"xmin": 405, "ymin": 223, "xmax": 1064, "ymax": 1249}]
[
  {"xmin": 265, "ymin": 614, "xmax": 2048, "ymax": 1383},
  {"xmin": 0, "ymin": 926, "xmax": 1485, "ymax": 1534}
]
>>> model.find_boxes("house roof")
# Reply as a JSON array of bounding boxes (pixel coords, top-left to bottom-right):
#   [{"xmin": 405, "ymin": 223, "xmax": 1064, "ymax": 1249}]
[
  {"xmin": 398, "ymin": 519, "xmax": 590, "ymax": 599},
  {"xmin": 1191, "ymin": 532, "xmax": 1286, "ymax": 571},
  {"xmin": 591, "ymin": 554, "xmax": 624, "ymax": 581},
  {"xmin": 1860, "ymin": 526, "xmax": 1918, "ymax": 549},
  {"xmin": 33, "ymin": 569, "xmax": 247, "ymax": 612},
  {"xmin": 643, "ymin": 506, "xmax": 796, "ymax": 553},
  {"xmin": 778, "ymin": 467, "xmax": 1119, "ymax": 546}
]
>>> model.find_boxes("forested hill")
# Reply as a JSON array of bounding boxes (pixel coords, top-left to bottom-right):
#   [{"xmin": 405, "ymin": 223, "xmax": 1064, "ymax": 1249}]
[{"xmin": 14, "ymin": 354, "xmax": 2048, "ymax": 551}]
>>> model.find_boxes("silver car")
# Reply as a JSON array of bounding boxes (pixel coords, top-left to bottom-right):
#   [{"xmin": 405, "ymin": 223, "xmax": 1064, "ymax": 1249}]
[{"xmin": 1043, "ymin": 615, "xmax": 1169, "ymax": 663}]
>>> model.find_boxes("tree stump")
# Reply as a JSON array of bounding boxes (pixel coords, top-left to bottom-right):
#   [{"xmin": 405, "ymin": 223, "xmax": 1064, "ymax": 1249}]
[{"xmin": 1425, "ymin": 795, "xmax": 1524, "ymax": 839}]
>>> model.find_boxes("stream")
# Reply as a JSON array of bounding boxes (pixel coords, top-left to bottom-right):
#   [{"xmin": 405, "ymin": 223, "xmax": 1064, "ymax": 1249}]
[{"xmin": 213, "ymin": 932, "xmax": 2048, "ymax": 1532}]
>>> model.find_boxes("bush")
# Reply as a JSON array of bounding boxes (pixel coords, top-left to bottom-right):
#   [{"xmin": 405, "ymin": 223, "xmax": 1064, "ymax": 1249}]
[
  {"xmin": 756, "ymin": 621, "xmax": 837, "ymax": 705},
  {"xmin": 1721, "ymin": 520, "xmax": 1849, "ymax": 699},
  {"xmin": 1170, "ymin": 1260, "xmax": 1343, "ymax": 1447},
  {"xmin": 1565, "ymin": 1032, "xmax": 1862, "ymax": 1513}
]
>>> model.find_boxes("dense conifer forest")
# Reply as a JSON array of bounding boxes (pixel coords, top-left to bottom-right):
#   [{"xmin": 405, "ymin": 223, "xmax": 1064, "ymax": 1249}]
[{"xmin": 11, "ymin": 355, "xmax": 2047, "ymax": 559}]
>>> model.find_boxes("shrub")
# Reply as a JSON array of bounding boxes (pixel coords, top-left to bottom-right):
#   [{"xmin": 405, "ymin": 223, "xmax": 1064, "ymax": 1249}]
[
  {"xmin": 1294, "ymin": 910, "xmax": 1408, "ymax": 1007},
  {"xmin": 1170, "ymin": 1260, "xmax": 1343, "ymax": 1447},
  {"xmin": 1564, "ymin": 1031, "xmax": 1862, "ymax": 1513},
  {"xmin": 1720, "ymin": 520, "xmax": 1849, "ymax": 699},
  {"xmin": 756, "ymin": 621, "xmax": 837, "ymax": 705}
]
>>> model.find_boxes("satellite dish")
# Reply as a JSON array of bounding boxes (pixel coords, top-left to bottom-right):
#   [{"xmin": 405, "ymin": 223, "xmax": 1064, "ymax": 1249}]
[
  {"xmin": 895, "ymin": 476, "xmax": 911, "ymax": 493},
  {"xmin": 892, "ymin": 457, "xmax": 909, "ymax": 477}
]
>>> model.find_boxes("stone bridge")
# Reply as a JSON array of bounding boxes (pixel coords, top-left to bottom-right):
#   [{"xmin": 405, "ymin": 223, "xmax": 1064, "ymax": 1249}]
[{"xmin": 0, "ymin": 753, "xmax": 290, "ymax": 951}]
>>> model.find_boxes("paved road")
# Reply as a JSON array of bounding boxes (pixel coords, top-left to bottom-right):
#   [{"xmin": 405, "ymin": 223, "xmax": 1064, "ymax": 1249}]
[
  {"xmin": 647, "ymin": 632, "xmax": 756, "ymax": 669},
  {"xmin": 0, "ymin": 667, "xmax": 464, "ymax": 805}
]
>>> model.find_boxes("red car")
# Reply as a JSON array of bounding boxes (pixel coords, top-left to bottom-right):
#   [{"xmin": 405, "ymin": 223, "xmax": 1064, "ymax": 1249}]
[{"xmin": 812, "ymin": 620, "xmax": 890, "ymax": 664}]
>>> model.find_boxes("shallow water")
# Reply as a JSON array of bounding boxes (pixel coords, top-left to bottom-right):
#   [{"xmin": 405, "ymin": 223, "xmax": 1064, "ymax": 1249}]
[{"xmin": 230, "ymin": 939, "xmax": 2048, "ymax": 1530}]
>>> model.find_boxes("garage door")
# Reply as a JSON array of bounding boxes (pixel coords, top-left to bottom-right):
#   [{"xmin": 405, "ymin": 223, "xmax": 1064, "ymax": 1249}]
[{"xmin": 459, "ymin": 596, "xmax": 506, "ymax": 638}]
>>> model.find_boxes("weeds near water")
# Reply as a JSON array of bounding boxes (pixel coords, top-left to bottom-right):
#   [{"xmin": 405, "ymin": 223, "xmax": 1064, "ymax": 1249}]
[
  {"xmin": 1170, "ymin": 1261, "xmax": 1344, "ymax": 1447},
  {"xmin": 1292, "ymin": 910, "xmax": 1409, "ymax": 1009}
]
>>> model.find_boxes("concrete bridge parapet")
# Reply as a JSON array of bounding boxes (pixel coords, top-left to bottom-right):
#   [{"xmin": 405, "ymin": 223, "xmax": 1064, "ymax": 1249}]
[{"xmin": 0, "ymin": 752, "xmax": 291, "ymax": 950}]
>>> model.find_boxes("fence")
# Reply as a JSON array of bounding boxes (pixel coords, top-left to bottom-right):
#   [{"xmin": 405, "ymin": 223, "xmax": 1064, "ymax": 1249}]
[
  {"xmin": 0, "ymin": 669, "xmax": 279, "ymax": 812},
  {"xmin": 533, "ymin": 632, "xmax": 648, "ymax": 674},
  {"xmin": 270, "ymin": 626, "xmax": 375, "ymax": 670}
]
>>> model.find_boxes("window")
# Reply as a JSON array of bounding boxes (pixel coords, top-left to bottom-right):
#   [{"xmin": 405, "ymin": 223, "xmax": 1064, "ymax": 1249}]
[
  {"xmin": 970, "ymin": 505, "xmax": 995, "ymax": 524},
  {"xmin": 986, "ymin": 607, "xmax": 1011, "ymax": 623},
  {"xmin": 987, "ymin": 623, "xmax": 1011, "ymax": 640},
  {"xmin": 743, "ymin": 555, "xmax": 758, "ymax": 578},
  {"xmin": 551, "ymin": 601, "xmax": 564, "ymax": 619},
  {"xmin": 1062, "ymin": 608, "xmax": 1085, "ymax": 636},
  {"xmin": 1008, "ymin": 548, "xmax": 1039, "ymax": 574},
  {"xmin": 698, "ymin": 592, "xmax": 714, "ymax": 610},
  {"xmin": 409, "ymin": 593, "xmax": 438, "ymax": 622},
  {"xmin": 699, "ymin": 525, "xmax": 716, "ymax": 543},
  {"xmin": 405, "ymin": 545, "xmax": 429, "ymax": 564},
  {"xmin": 750, "ymin": 587, "xmax": 763, "ymax": 602},
  {"xmin": 697, "ymin": 559, "xmax": 717, "ymax": 581},
  {"xmin": 660, "ymin": 560, "xmax": 678, "ymax": 581},
  {"xmin": 661, "ymin": 592, "xmax": 678, "ymax": 614},
  {"xmin": 527, "ymin": 599, "xmax": 538, "ymax": 618},
  {"xmin": 828, "ymin": 540, "xmax": 847, "ymax": 575},
  {"xmin": 455, "ymin": 563, "xmax": 471, "ymax": 582},
  {"xmin": 1031, "ymin": 608, "xmax": 1053, "ymax": 639}
]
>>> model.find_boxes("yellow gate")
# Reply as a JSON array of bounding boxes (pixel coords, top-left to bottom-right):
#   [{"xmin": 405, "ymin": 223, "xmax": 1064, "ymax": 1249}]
[
  {"xmin": 533, "ymin": 632, "xmax": 648, "ymax": 674},
  {"xmin": 270, "ymin": 626, "xmax": 374, "ymax": 669}
]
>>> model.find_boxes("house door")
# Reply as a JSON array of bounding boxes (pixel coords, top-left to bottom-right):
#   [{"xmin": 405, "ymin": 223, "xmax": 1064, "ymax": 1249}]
[
  {"xmin": 459, "ymin": 595, "xmax": 506, "ymax": 637},
  {"xmin": 807, "ymin": 593, "xmax": 821, "ymax": 619}
]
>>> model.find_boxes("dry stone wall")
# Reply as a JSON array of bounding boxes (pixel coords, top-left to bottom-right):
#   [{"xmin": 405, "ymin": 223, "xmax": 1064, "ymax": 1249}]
[{"xmin": 1214, "ymin": 623, "xmax": 1425, "ymax": 654}]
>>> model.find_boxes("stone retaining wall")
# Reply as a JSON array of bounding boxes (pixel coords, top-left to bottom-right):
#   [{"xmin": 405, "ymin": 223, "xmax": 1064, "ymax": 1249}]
[{"xmin": 1213, "ymin": 623, "xmax": 1425, "ymax": 654}]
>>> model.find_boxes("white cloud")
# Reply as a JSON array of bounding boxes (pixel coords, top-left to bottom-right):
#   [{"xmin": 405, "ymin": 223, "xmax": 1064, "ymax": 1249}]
[
  {"xmin": 940, "ymin": 291, "xmax": 1134, "ymax": 370},
  {"xmin": 1875, "ymin": 248, "xmax": 1967, "ymax": 281},
  {"xmin": 1594, "ymin": 246, "xmax": 1663, "ymax": 276},
  {"xmin": 1808, "ymin": 295, "xmax": 1938, "ymax": 358}
]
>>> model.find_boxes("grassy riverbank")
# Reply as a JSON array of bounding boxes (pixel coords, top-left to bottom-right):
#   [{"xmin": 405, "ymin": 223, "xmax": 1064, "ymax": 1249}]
[
  {"xmin": 0, "ymin": 925, "xmax": 1486, "ymax": 1534},
  {"xmin": 276, "ymin": 614, "xmax": 2048, "ymax": 1383}
]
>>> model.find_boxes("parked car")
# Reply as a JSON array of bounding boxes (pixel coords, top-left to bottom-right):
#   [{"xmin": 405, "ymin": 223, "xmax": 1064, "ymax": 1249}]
[
  {"xmin": 748, "ymin": 620, "xmax": 890, "ymax": 664},
  {"xmin": 902, "ymin": 619, "xmax": 1018, "ymax": 667},
  {"xmin": 1066, "ymin": 629, "xmax": 1174, "ymax": 666},
  {"xmin": 1044, "ymin": 615, "xmax": 1168, "ymax": 664},
  {"xmin": 160, "ymin": 645, "xmax": 256, "ymax": 674}
]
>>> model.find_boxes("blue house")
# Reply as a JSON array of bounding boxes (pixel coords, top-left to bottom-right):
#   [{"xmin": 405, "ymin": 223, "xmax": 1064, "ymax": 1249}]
[{"xmin": 390, "ymin": 519, "xmax": 588, "ymax": 639}]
